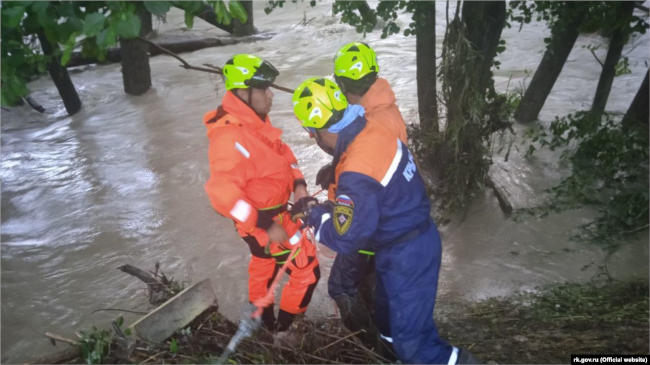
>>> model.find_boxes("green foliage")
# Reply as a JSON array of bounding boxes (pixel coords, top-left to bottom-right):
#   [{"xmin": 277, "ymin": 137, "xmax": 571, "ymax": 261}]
[
  {"xmin": 524, "ymin": 281, "xmax": 649, "ymax": 324},
  {"xmin": 413, "ymin": 9, "xmax": 513, "ymax": 216},
  {"xmin": 144, "ymin": 1, "xmax": 172, "ymax": 16},
  {"xmin": 508, "ymin": 1, "xmax": 648, "ymax": 43},
  {"xmin": 614, "ymin": 56, "xmax": 631, "ymax": 76},
  {"xmin": 77, "ymin": 326, "xmax": 112, "ymax": 364},
  {"xmin": 1, "ymin": 1, "xmax": 247, "ymax": 107},
  {"xmin": 169, "ymin": 337, "xmax": 179, "ymax": 354},
  {"xmin": 228, "ymin": 0, "xmax": 248, "ymax": 24},
  {"xmin": 524, "ymin": 111, "xmax": 649, "ymax": 249}
]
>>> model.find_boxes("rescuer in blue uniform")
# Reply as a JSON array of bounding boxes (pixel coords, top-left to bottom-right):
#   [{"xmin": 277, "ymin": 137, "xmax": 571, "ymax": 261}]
[{"xmin": 290, "ymin": 77, "xmax": 478, "ymax": 364}]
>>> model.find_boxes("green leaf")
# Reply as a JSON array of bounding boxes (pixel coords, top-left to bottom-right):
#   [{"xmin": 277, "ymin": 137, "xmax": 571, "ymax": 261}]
[
  {"xmin": 184, "ymin": 11, "xmax": 195, "ymax": 28},
  {"xmin": 228, "ymin": 0, "xmax": 248, "ymax": 24},
  {"xmin": 96, "ymin": 26, "xmax": 117, "ymax": 48},
  {"xmin": 60, "ymin": 39, "xmax": 75, "ymax": 66},
  {"xmin": 169, "ymin": 338, "xmax": 178, "ymax": 354},
  {"xmin": 2, "ymin": 5, "xmax": 26, "ymax": 28},
  {"xmin": 143, "ymin": 1, "xmax": 171, "ymax": 16},
  {"xmin": 214, "ymin": 1, "xmax": 228, "ymax": 24},
  {"xmin": 116, "ymin": 12, "xmax": 141, "ymax": 38},
  {"xmin": 181, "ymin": 1, "xmax": 204, "ymax": 14},
  {"xmin": 83, "ymin": 13, "xmax": 106, "ymax": 37}
]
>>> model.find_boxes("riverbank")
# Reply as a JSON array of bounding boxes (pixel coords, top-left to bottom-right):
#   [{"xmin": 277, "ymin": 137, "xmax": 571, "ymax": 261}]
[{"xmin": 36, "ymin": 279, "xmax": 648, "ymax": 364}]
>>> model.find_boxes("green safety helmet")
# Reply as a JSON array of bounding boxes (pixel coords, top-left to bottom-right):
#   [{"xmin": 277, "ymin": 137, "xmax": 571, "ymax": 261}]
[
  {"xmin": 222, "ymin": 54, "xmax": 279, "ymax": 90},
  {"xmin": 334, "ymin": 42, "xmax": 379, "ymax": 81},
  {"xmin": 293, "ymin": 77, "xmax": 348, "ymax": 129}
]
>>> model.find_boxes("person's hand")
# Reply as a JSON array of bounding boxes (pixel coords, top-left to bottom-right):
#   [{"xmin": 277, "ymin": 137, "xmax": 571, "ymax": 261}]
[
  {"xmin": 315, "ymin": 163, "xmax": 335, "ymax": 190},
  {"xmin": 293, "ymin": 184, "xmax": 309, "ymax": 202},
  {"xmin": 290, "ymin": 196, "xmax": 318, "ymax": 222},
  {"xmin": 266, "ymin": 222, "xmax": 289, "ymax": 245},
  {"xmin": 305, "ymin": 201, "xmax": 335, "ymax": 231}
]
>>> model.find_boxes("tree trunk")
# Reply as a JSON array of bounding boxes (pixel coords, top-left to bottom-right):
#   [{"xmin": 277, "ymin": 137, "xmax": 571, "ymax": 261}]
[
  {"xmin": 622, "ymin": 69, "xmax": 649, "ymax": 131},
  {"xmin": 590, "ymin": 1, "xmax": 635, "ymax": 117},
  {"xmin": 514, "ymin": 4, "xmax": 587, "ymax": 123},
  {"xmin": 463, "ymin": 1, "xmax": 506, "ymax": 95},
  {"xmin": 37, "ymin": 32, "xmax": 82, "ymax": 115},
  {"xmin": 415, "ymin": 1, "xmax": 437, "ymax": 133},
  {"xmin": 140, "ymin": 6, "xmax": 153, "ymax": 37},
  {"xmin": 232, "ymin": 1, "xmax": 256, "ymax": 36},
  {"xmin": 120, "ymin": 9, "xmax": 152, "ymax": 95}
]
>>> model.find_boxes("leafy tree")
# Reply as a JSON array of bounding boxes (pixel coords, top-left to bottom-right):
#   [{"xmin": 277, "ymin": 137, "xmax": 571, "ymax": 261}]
[
  {"xmin": 523, "ymin": 109, "xmax": 648, "ymax": 250},
  {"xmin": 514, "ymin": 2, "xmax": 649, "ymax": 248},
  {"xmin": 1, "ymin": 1, "xmax": 248, "ymax": 109},
  {"xmin": 265, "ymin": 1, "xmax": 513, "ymax": 217},
  {"xmin": 510, "ymin": 1, "xmax": 648, "ymax": 123}
]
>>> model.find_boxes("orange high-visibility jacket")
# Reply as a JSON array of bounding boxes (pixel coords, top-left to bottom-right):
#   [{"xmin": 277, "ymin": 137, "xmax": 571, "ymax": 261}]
[
  {"xmin": 204, "ymin": 91, "xmax": 304, "ymax": 244},
  {"xmin": 327, "ymin": 77, "xmax": 409, "ymax": 200},
  {"xmin": 360, "ymin": 77, "xmax": 408, "ymax": 144}
]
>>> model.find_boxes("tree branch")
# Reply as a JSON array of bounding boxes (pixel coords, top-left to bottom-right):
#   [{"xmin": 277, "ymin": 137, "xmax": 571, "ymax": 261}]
[
  {"xmin": 589, "ymin": 48, "xmax": 604, "ymax": 67},
  {"xmin": 136, "ymin": 38, "xmax": 295, "ymax": 94}
]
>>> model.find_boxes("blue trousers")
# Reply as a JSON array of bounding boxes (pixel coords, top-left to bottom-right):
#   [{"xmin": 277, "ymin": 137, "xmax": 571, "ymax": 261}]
[{"xmin": 374, "ymin": 223, "xmax": 453, "ymax": 364}]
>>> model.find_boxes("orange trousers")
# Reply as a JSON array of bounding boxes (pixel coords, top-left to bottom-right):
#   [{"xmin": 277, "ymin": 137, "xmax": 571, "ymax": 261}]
[{"xmin": 241, "ymin": 212, "xmax": 320, "ymax": 315}]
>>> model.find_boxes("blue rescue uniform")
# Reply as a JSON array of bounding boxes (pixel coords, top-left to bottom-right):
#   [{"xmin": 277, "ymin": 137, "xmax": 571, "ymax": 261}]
[{"xmin": 308, "ymin": 115, "xmax": 456, "ymax": 364}]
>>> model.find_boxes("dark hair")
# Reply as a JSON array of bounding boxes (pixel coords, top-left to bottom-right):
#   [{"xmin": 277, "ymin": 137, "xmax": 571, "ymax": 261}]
[{"xmin": 335, "ymin": 72, "xmax": 378, "ymax": 96}]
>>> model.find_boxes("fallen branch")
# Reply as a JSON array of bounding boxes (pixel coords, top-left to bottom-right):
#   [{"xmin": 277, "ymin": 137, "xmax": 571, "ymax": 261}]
[
  {"xmin": 45, "ymin": 332, "xmax": 78, "ymax": 345},
  {"xmin": 315, "ymin": 330, "xmax": 362, "ymax": 353},
  {"xmin": 139, "ymin": 39, "xmax": 295, "ymax": 94},
  {"xmin": 23, "ymin": 96, "xmax": 45, "ymax": 113},
  {"xmin": 92, "ymin": 307, "xmax": 148, "ymax": 315}
]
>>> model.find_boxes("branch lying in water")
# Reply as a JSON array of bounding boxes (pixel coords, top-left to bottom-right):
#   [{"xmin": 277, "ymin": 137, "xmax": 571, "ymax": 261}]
[{"xmin": 136, "ymin": 37, "xmax": 295, "ymax": 94}]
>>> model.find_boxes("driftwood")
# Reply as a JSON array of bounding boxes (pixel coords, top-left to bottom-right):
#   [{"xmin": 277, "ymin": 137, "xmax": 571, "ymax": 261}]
[
  {"xmin": 118, "ymin": 263, "xmax": 178, "ymax": 305},
  {"xmin": 66, "ymin": 37, "xmax": 239, "ymax": 68},
  {"xmin": 129, "ymin": 279, "xmax": 217, "ymax": 343},
  {"xmin": 23, "ymin": 96, "xmax": 45, "ymax": 113}
]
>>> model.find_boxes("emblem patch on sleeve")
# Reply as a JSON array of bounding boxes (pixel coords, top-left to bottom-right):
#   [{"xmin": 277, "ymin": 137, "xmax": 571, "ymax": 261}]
[{"xmin": 333, "ymin": 195, "xmax": 354, "ymax": 235}]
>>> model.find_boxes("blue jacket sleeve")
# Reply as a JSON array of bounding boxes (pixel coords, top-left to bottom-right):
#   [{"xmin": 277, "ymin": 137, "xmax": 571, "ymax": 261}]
[{"xmin": 312, "ymin": 171, "xmax": 382, "ymax": 255}]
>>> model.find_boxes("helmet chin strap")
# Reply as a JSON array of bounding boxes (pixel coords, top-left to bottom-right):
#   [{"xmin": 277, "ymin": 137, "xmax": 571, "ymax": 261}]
[{"xmin": 233, "ymin": 88, "xmax": 268, "ymax": 122}]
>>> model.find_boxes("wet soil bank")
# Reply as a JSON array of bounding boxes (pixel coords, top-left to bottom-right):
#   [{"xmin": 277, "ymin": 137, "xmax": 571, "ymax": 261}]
[{"xmin": 35, "ymin": 279, "xmax": 648, "ymax": 364}]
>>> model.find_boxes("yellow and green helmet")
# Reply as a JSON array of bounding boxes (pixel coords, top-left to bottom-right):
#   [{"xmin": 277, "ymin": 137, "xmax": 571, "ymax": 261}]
[
  {"xmin": 293, "ymin": 77, "xmax": 348, "ymax": 129},
  {"xmin": 334, "ymin": 42, "xmax": 379, "ymax": 81},
  {"xmin": 222, "ymin": 54, "xmax": 279, "ymax": 90}
]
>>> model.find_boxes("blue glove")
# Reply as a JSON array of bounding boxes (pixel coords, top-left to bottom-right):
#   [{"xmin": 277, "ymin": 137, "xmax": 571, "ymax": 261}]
[{"xmin": 305, "ymin": 201, "xmax": 334, "ymax": 231}]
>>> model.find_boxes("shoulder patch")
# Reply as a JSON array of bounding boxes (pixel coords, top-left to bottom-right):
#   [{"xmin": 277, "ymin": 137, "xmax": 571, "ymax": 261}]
[{"xmin": 333, "ymin": 195, "xmax": 354, "ymax": 235}]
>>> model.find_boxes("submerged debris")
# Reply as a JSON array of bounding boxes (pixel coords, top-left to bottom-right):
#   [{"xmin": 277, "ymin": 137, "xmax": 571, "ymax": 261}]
[{"xmin": 38, "ymin": 264, "xmax": 648, "ymax": 364}]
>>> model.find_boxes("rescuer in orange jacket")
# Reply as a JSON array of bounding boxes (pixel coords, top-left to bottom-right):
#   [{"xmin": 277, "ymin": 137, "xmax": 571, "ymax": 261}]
[{"xmin": 203, "ymin": 54, "xmax": 320, "ymax": 336}]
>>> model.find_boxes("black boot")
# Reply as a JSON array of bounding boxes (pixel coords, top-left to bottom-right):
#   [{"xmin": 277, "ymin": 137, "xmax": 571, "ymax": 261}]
[
  {"xmin": 261, "ymin": 305, "xmax": 275, "ymax": 331},
  {"xmin": 333, "ymin": 294, "xmax": 374, "ymax": 333}
]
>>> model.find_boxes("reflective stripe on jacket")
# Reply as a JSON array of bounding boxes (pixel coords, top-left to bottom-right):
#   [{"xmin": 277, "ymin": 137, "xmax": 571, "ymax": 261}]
[{"xmin": 317, "ymin": 115, "xmax": 432, "ymax": 254}]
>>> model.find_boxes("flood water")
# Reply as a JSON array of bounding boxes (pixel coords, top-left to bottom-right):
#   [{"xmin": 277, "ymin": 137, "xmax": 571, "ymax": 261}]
[{"xmin": 1, "ymin": 2, "xmax": 648, "ymax": 362}]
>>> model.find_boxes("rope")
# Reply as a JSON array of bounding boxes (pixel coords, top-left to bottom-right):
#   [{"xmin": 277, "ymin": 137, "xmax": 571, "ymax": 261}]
[
  {"xmin": 251, "ymin": 240, "xmax": 299, "ymax": 318},
  {"xmin": 250, "ymin": 188, "xmax": 331, "ymax": 318}
]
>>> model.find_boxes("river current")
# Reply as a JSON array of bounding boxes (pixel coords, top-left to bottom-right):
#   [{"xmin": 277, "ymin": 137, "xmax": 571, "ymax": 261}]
[{"xmin": 1, "ymin": 2, "xmax": 648, "ymax": 362}]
